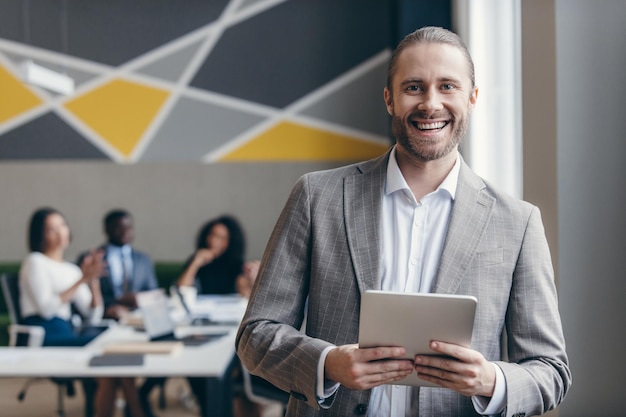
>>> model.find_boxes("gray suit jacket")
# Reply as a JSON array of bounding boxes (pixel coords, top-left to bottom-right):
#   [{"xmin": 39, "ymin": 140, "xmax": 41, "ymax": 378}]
[{"xmin": 236, "ymin": 151, "xmax": 571, "ymax": 417}]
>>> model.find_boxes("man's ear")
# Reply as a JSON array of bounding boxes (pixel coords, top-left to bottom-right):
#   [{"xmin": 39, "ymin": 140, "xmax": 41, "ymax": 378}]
[
  {"xmin": 468, "ymin": 86, "xmax": 479, "ymax": 113},
  {"xmin": 384, "ymin": 87, "xmax": 393, "ymax": 116}
]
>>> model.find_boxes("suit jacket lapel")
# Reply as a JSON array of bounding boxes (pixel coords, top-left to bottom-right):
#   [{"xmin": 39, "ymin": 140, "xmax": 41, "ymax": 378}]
[
  {"xmin": 344, "ymin": 152, "xmax": 390, "ymax": 294},
  {"xmin": 101, "ymin": 248, "xmax": 115, "ymax": 289},
  {"xmin": 434, "ymin": 160, "xmax": 495, "ymax": 294}
]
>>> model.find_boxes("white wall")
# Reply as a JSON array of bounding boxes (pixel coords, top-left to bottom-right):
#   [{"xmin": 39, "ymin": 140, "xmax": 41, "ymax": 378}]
[{"xmin": 0, "ymin": 161, "xmax": 342, "ymax": 263}]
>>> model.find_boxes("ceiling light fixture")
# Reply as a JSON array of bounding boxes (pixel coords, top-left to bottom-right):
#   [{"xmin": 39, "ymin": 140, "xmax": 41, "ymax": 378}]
[
  {"xmin": 19, "ymin": 0, "xmax": 75, "ymax": 96},
  {"xmin": 20, "ymin": 59, "xmax": 75, "ymax": 95}
]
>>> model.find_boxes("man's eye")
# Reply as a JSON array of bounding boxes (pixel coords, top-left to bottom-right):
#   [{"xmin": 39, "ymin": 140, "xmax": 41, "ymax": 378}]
[
  {"xmin": 442, "ymin": 84, "xmax": 455, "ymax": 90},
  {"xmin": 406, "ymin": 85, "xmax": 422, "ymax": 92}
]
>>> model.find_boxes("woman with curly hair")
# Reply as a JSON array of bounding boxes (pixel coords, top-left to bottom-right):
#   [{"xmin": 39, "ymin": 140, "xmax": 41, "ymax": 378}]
[{"xmin": 177, "ymin": 214, "xmax": 258, "ymax": 297}]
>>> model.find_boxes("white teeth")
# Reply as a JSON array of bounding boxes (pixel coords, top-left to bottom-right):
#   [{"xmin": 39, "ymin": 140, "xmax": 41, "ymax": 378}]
[{"xmin": 416, "ymin": 121, "xmax": 446, "ymax": 130}]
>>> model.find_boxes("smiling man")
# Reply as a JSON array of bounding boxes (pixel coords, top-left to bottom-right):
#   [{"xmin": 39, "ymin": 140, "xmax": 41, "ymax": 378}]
[{"xmin": 237, "ymin": 26, "xmax": 571, "ymax": 417}]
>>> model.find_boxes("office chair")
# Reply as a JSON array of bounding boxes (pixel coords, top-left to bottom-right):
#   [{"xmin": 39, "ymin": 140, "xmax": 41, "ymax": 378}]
[
  {"xmin": 0, "ymin": 272, "xmax": 95, "ymax": 417},
  {"xmin": 240, "ymin": 366, "xmax": 289, "ymax": 416}
]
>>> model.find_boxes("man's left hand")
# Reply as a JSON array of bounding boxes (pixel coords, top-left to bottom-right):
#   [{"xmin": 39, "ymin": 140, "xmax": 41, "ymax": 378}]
[
  {"xmin": 414, "ymin": 341, "xmax": 496, "ymax": 397},
  {"xmin": 104, "ymin": 304, "xmax": 130, "ymax": 320}
]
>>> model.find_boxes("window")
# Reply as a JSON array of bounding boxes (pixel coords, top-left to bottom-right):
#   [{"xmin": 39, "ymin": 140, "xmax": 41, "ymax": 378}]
[{"xmin": 453, "ymin": 0, "xmax": 522, "ymax": 198}]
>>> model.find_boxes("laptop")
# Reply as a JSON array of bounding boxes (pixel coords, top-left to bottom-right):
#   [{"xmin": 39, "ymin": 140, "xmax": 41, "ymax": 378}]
[
  {"xmin": 358, "ymin": 290, "xmax": 477, "ymax": 387},
  {"xmin": 171, "ymin": 285, "xmax": 242, "ymax": 326},
  {"xmin": 136, "ymin": 289, "xmax": 227, "ymax": 346},
  {"xmin": 170, "ymin": 285, "xmax": 211, "ymax": 326}
]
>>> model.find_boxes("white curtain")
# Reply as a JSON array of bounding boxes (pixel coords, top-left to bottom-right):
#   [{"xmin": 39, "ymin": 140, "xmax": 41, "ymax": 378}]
[{"xmin": 453, "ymin": 0, "xmax": 522, "ymax": 198}]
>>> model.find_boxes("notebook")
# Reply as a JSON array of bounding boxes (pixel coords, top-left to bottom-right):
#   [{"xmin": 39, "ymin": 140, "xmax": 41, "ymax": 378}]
[
  {"xmin": 136, "ymin": 289, "xmax": 227, "ymax": 346},
  {"xmin": 89, "ymin": 353, "xmax": 145, "ymax": 367},
  {"xmin": 358, "ymin": 290, "xmax": 477, "ymax": 387}
]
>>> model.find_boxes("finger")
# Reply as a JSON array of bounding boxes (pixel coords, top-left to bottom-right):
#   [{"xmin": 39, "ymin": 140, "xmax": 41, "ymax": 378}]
[
  {"xmin": 415, "ymin": 356, "xmax": 463, "ymax": 382},
  {"xmin": 429, "ymin": 341, "xmax": 472, "ymax": 362},
  {"xmin": 359, "ymin": 346, "xmax": 408, "ymax": 362},
  {"xmin": 415, "ymin": 354, "xmax": 457, "ymax": 372},
  {"xmin": 352, "ymin": 360, "xmax": 414, "ymax": 389},
  {"xmin": 368, "ymin": 358, "xmax": 414, "ymax": 374},
  {"xmin": 415, "ymin": 368, "xmax": 456, "ymax": 387},
  {"xmin": 365, "ymin": 368, "xmax": 414, "ymax": 387}
]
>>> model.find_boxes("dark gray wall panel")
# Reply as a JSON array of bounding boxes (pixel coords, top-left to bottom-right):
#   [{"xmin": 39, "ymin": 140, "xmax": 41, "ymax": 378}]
[
  {"xmin": 137, "ymin": 41, "xmax": 202, "ymax": 83},
  {"xmin": 0, "ymin": 0, "xmax": 228, "ymax": 66},
  {"xmin": 0, "ymin": 113, "xmax": 108, "ymax": 160},
  {"xmin": 300, "ymin": 58, "xmax": 390, "ymax": 137},
  {"xmin": 190, "ymin": 0, "xmax": 391, "ymax": 108},
  {"xmin": 392, "ymin": 0, "xmax": 452, "ymax": 45}
]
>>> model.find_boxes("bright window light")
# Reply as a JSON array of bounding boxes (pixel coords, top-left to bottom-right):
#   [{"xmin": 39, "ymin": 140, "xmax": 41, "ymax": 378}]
[{"xmin": 453, "ymin": 0, "xmax": 522, "ymax": 198}]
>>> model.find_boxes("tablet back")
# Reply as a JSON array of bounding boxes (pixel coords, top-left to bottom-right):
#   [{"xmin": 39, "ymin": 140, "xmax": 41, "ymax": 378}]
[{"xmin": 358, "ymin": 290, "xmax": 477, "ymax": 386}]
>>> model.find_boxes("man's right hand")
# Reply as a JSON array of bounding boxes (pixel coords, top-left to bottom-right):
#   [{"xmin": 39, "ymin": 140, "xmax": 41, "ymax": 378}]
[{"xmin": 324, "ymin": 344, "xmax": 414, "ymax": 390}]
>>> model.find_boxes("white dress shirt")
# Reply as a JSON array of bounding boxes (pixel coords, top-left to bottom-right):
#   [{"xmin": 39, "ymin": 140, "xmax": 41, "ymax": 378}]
[{"xmin": 106, "ymin": 244, "xmax": 133, "ymax": 297}]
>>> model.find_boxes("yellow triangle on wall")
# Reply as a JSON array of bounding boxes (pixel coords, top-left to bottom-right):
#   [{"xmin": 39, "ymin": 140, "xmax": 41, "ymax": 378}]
[
  {"xmin": 64, "ymin": 79, "xmax": 169, "ymax": 157},
  {"xmin": 220, "ymin": 121, "xmax": 389, "ymax": 161},
  {"xmin": 0, "ymin": 64, "xmax": 43, "ymax": 124}
]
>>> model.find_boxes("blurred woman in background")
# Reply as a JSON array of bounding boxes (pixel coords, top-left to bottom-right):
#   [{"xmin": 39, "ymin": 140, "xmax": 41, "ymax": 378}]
[
  {"xmin": 19, "ymin": 207, "xmax": 105, "ymax": 346},
  {"xmin": 19, "ymin": 207, "xmax": 144, "ymax": 417},
  {"xmin": 177, "ymin": 214, "xmax": 258, "ymax": 297},
  {"xmin": 141, "ymin": 215, "xmax": 261, "ymax": 417}
]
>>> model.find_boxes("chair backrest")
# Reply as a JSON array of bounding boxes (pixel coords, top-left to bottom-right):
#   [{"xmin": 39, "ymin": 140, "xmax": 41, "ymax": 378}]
[
  {"xmin": 0, "ymin": 273, "xmax": 22, "ymax": 325},
  {"xmin": 242, "ymin": 366, "xmax": 289, "ymax": 407},
  {"xmin": 1, "ymin": 273, "xmax": 45, "ymax": 347}
]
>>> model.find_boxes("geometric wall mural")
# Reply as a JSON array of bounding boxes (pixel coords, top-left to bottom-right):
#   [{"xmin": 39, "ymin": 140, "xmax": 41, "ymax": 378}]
[
  {"xmin": 0, "ymin": 0, "xmax": 393, "ymax": 163},
  {"xmin": 64, "ymin": 80, "xmax": 170, "ymax": 158},
  {"xmin": 219, "ymin": 121, "xmax": 392, "ymax": 162},
  {"xmin": 0, "ymin": 64, "xmax": 43, "ymax": 124}
]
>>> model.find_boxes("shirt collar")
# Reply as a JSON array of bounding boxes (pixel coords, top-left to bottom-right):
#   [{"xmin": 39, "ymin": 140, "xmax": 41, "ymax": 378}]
[
  {"xmin": 107, "ymin": 243, "xmax": 131, "ymax": 256},
  {"xmin": 385, "ymin": 145, "xmax": 460, "ymax": 200}
]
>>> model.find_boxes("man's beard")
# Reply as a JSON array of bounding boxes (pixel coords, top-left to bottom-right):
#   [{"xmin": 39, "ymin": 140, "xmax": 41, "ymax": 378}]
[{"xmin": 391, "ymin": 111, "xmax": 469, "ymax": 162}]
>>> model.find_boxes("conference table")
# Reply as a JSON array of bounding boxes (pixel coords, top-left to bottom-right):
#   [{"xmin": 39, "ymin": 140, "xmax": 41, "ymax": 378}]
[{"xmin": 0, "ymin": 293, "xmax": 248, "ymax": 417}]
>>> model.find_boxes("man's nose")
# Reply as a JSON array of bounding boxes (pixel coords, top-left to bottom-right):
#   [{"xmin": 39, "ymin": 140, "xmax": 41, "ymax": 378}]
[{"xmin": 417, "ymin": 89, "xmax": 443, "ymax": 115}]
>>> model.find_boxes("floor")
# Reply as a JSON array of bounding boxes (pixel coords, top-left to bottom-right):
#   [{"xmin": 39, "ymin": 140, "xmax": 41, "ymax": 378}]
[{"xmin": 0, "ymin": 377, "xmax": 283, "ymax": 417}]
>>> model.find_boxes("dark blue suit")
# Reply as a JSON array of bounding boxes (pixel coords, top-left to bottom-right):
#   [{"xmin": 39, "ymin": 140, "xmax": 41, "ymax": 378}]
[
  {"xmin": 102, "ymin": 247, "xmax": 157, "ymax": 309},
  {"xmin": 77, "ymin": 246, "xmax": 158, "ymax": 310}
]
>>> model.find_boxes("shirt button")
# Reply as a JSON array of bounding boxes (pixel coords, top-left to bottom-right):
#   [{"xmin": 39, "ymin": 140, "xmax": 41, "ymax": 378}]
[{"xmin": 354, "ymin": 403, "xmax": 368, "ymax": 415}]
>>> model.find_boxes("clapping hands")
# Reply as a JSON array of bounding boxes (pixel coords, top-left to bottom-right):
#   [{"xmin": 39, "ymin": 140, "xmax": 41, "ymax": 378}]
[{"xmin": 80, "ymin": 248, "xmax": 105, "ymax": 283}]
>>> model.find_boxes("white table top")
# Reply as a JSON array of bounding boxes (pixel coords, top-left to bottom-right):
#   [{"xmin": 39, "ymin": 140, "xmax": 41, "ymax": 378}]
[
  {"xmin": 0, "ymin": 325, "xmax": 238, "ymax": 378},
  {"xmin": 0, "ymin": 293, "xmax": 247, "ymax": 378}
]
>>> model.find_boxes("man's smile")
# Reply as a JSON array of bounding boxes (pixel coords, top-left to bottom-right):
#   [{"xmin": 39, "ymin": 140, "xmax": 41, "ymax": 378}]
[{"xmin": 412, "ymin": 120, "xmax": 450, "ymax": 131}]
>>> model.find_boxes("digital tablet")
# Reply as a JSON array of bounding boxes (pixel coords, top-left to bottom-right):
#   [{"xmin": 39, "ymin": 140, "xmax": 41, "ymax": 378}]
[{"xmin": 358, "ymin": 290, "xmax": 477, "ymax": 387}]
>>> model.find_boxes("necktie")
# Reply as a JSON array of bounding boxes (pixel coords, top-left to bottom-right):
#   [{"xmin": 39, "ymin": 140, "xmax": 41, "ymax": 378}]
[{"xmin": 121, "ymin": 249, "xmax": 130, "ymax": 295}]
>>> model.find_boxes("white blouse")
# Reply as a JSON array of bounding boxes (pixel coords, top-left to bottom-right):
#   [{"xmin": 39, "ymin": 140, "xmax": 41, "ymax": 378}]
[{"xmin": 19, "ymin": 252, "xmax": 103, "ymax": 324}]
